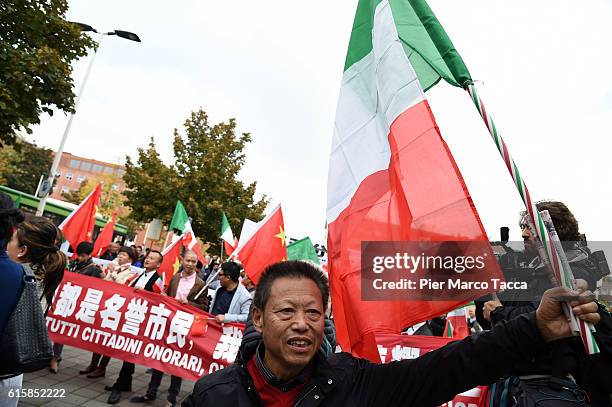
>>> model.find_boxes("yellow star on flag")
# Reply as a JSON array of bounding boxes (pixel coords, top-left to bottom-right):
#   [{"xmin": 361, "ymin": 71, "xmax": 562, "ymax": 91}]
[
  {"xmin": 173, "ymin": 258, "xmax": 181, "ymax": 274},
  {"xmin": 275, "ymin": 226, "xmax": 286, "ymax": 247}
]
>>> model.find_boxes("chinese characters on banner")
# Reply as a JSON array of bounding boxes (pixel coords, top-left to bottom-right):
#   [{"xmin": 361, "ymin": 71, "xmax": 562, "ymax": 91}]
[
  {"xmin": 375, "ymin": 334, "xmax": 487, "ymax": 407},
  {"xmin": 47, "ymin": 272, "xmax": 245, "ymax": 381}
]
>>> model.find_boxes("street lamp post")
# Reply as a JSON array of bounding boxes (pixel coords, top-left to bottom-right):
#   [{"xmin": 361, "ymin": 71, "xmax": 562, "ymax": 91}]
[{"xmin": 36, "ymin": 23, "xmax": 140, "ymax": 216}]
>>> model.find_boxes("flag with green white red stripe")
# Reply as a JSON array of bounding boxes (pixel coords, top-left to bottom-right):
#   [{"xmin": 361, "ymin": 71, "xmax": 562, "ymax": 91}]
[
  {"xmin": 167, "ymin": 200, "xmax": 205, "ymax": 263},
  {"xmin": 221, "ymin": 212, "xmax": 237, "ymax": 256},
  {"xmin": 326, "ymin": 0, "xmax": 502, "ymax": 361}
]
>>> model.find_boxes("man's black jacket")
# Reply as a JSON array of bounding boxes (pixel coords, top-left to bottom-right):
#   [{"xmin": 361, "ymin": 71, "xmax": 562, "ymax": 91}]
[{"xmin": 183, "ymin": 313, "xmax": 545, "ymax": 407}]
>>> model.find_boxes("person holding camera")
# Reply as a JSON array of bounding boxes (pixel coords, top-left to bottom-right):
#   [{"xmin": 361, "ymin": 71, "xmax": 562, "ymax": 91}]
[{"xmin": 479, "ymin": 201, "xmax": 612, "ymax": 406}]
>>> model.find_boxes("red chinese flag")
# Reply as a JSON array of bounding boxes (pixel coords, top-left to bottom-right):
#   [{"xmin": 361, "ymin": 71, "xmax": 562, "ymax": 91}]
[
  {"xmin": 92, "ymin": 211, "xmax": 117, "ymax": 257},
  {"xmin": 59, "ymin": 183, "xmax": 102, "ymax": 251},
  {"xmin": 190, "ymin": 314, "xmax": 208, "ymax": 337},
  {"xmin": 234, "ymin": 205, "xmax": 287, "ymax": 284},
  {"xmin": 159, "ymin": 237, "xmax": 183, "ymax": 289}
]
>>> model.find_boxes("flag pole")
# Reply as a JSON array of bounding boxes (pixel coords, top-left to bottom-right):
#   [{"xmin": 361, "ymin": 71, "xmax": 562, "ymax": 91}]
[
  {"xmin": 464, "ymin": 83, "xmax": 598, "ymax": 353},
  {"xmin": 220, "ymin": 238, "xmax": 224, "ymax": 262}
]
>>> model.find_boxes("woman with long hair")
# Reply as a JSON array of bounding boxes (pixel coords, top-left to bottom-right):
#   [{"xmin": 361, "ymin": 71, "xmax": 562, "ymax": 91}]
[
  {"xmin": 0, "ymin": 192, "xmax": 26, "ymax": 406},
  {"xmin": 6, "ymin": 216, "xmax": 67, "ymax": 374}
]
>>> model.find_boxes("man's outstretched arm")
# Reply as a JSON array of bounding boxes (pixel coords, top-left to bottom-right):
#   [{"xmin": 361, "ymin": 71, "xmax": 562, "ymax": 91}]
[{"xmin": 353, "ymin": 287, "xmax": 600, "ymax": 407}]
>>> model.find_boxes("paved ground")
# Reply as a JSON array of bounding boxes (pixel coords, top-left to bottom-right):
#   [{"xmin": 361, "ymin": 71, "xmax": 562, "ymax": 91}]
[{"xmin": 18, "ymin": 346, "xmax": 195, "ymax": 407}]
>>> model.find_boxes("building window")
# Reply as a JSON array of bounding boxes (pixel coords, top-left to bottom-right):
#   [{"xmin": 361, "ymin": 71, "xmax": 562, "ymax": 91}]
[
  {"xmin": 61, "ymin": 186, "xmax": 69, "ymax": 194},
  {"xmin": 92, "ymin": 164, "xmax": 103, "ymax": 173},
  {"xmin": 77, "ymin": 175, "xmax": 86, "ymax": 183},
  {"xmin": 66, "ymin": 173, "xmax": 73, "ymax": 181},
  {"xmin": 116, "ymin": 169, "xmax": 125, "ymax": 177},
  {"xmin": 111, "ymin": 184, "xmax": 119, "ymax": 191},
  {"xmin": 69, "ymin": 159, "xmax": 80, "ymax": 168},
  {"xmin": 80, "ymin": 161, "xmax": 92, "ymax": 171},
  {"xmin": 104, "ymin": 166, "xmax": 114, "ymax": 174}
]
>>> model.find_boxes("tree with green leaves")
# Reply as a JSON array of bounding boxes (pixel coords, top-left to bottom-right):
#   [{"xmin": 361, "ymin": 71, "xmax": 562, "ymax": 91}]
[
  {"xmin": 0, "ymin": 0, "xmax": 95, "ymax": 146},
  {"xmin": 124, "ymin": 109, "xmax": 268, "ymax": 252},
  {"xmin": 0, "ymin": 137, "xmax": 52, "ymax": 193}
]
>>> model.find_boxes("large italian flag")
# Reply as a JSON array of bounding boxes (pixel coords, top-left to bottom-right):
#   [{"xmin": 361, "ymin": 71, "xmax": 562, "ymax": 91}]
[{"xmin": 327, "ymin": 0, "xmax": 500, "ymax": 361}]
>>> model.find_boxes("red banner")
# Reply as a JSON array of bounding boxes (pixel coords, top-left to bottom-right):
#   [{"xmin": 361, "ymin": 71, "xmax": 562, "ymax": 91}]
[
  {"xmin": 375, "ymin": 334, "xmax": 487, "ymax": 407},
  {"xmin": 46, "ymin": 272, "xmax": 244, "ymax": 381}
]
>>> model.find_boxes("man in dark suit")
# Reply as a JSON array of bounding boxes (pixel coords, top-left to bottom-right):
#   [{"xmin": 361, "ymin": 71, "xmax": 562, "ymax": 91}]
[{"xmin": 106, "ymin": 250, "xmax": 164, "ymax": 405}]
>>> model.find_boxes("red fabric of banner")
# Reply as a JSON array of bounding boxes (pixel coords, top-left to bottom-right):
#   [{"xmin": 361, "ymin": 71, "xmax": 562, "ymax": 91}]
[
  {"xmin": 47, "ymin": 272, "xmax": 244, "ymax": 381},
  {"xmin": 375, "ymin": 334, "xmax": 487, "ymax": 407}
]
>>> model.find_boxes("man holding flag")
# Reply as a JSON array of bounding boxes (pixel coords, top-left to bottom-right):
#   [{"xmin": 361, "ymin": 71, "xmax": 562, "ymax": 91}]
[{"xmin": 184, "ymin": 260, "xmax": 603, "ymax": 406}]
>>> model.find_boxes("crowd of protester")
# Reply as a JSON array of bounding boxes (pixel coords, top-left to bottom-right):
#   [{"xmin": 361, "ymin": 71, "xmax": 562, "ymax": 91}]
[{"xmin": 1, "ymin": 191, "xmax": 611, "ymax": 406}]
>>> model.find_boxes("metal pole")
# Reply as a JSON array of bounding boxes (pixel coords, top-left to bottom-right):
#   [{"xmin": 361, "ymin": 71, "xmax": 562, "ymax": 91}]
[
  {"xmin": 36, "ymin": 34, "xmax": 104, "ymax": 216},
  {"xmin": 34, "ymin": 174, "xmax": 44, "ymax": 197}
]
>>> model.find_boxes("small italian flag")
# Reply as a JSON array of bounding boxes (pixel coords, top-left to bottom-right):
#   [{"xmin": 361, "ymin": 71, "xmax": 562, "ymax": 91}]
[
  {"xmin": 168, "ymin": 200, "xmax": 205, "ymax": 263},
  {"xmin": 443, "ymin": 320, "xmax": 454, "ymax": 338},
  {"xmin": 221, "ymin": 212, "xmax": 237, "ymax": 256},
  {"xmin": 444, "ymin": 308, "xmax": 470, "ymax": 339}
]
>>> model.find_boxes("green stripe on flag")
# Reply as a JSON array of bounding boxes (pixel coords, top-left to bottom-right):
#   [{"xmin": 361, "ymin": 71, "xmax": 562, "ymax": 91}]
[
  {"xmin": 344, "ymin": 0, "xmax": 383, "ymax": 71},
  {"xmin": 287, "ymin": 237, "xmax": 321, "ymax": 265},
  {"xmin": 343, "ymin": 0, "xmax": 472, "ymax": 89},
  {"xmin": 169, "ymin": 200, "xmax": 189, "ymax": 233},
  {"xmin": 390, "ymin": 0, "xmax": 472, "ymax": 89}
]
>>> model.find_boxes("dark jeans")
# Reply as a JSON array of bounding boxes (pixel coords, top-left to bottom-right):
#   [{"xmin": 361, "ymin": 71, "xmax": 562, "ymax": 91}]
[
  {"xmin": 112, "ymin": 361, "xmax": 134, "ymax": 391},
  {"xmin": 90, "ymin": 353, "xmax": 111, "ymax": 367},
  {"xmin": 146, "ymin": 370, "xmax": 182, "ymax": 403}
]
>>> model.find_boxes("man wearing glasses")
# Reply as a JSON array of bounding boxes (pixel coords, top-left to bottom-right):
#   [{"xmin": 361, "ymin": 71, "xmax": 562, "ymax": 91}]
[{"xmin": 210, "ymin": 261, "xmax": 252, "ymax": 323}]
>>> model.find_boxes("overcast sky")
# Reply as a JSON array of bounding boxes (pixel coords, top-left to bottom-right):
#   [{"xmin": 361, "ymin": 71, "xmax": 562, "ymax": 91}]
[{"xmin": 30, "ymin": 0, "xmax": 612, "ymax": 245}]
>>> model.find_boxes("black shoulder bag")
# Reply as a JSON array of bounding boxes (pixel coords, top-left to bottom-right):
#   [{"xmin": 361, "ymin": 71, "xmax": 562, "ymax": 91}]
[{"xmin": 0, "ymin": 264, "xmax": 53, "ymax": 375}]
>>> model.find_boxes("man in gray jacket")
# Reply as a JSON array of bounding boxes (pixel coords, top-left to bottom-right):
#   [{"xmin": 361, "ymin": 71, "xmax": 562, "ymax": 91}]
[{"xmin": 210, "ymin": 261, "xmax": 252, "ymax": 323}]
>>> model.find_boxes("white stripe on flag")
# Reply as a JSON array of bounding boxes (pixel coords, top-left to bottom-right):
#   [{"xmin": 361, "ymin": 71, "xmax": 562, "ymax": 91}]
[{"xmin": 327, "ymin": 0, "xmax": 425, "ymax": 224}]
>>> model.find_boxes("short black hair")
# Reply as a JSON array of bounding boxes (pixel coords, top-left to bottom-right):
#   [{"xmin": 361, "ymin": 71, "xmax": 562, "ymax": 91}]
[
  {"xmin": 76, "ymin": 241, "xmax": 94, "ymax": 255},
  {"xmin": 254, "ymin": 260, "xmax": 329, "ymax": 311},
  {"xmin": 0, "ymin": 191, "xmax": 25, "ymax": 244},
  {"xmin": 221, "ymin": 261, "xmax": 241, "ymax": 282},
  {"xmin": 119, "ymin": 246, "xmax": 136, "ymax": 263},
  {"xmin": 148, "ymin": 249, "xmax": 163, "ymax": 265}
]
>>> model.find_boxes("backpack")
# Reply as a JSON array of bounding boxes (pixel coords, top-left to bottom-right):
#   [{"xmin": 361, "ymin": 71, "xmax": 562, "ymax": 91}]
[{"xmin": 487, "ymin": 377, "xmax": 590, "ymax": 407}]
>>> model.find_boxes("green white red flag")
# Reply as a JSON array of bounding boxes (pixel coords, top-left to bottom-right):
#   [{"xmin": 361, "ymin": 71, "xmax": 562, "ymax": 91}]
[
  {"xmin": 233, "ymin": 205, "xmax": 287, "ymax": 284},
  {"xmin": 221, "ymin": 212, "xmax": 237, "ymax": 256},
  {"xmin": 168, "ymin": 200, "xmax": 205, "ymax": 264},
  {"xmin": 59, "ymin": 183, "xmax": 102, "ymax": 253},
  {"xmin": 443, "ymin": 308, "xmax": 470, "ymax": 339},
  {"xmin": 92, "ymin": 211, "xmax": 117, "ymax": 258},
  {"xmin": 326, "ymin": 0, "xmax": 501, "ymax": 361}
]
